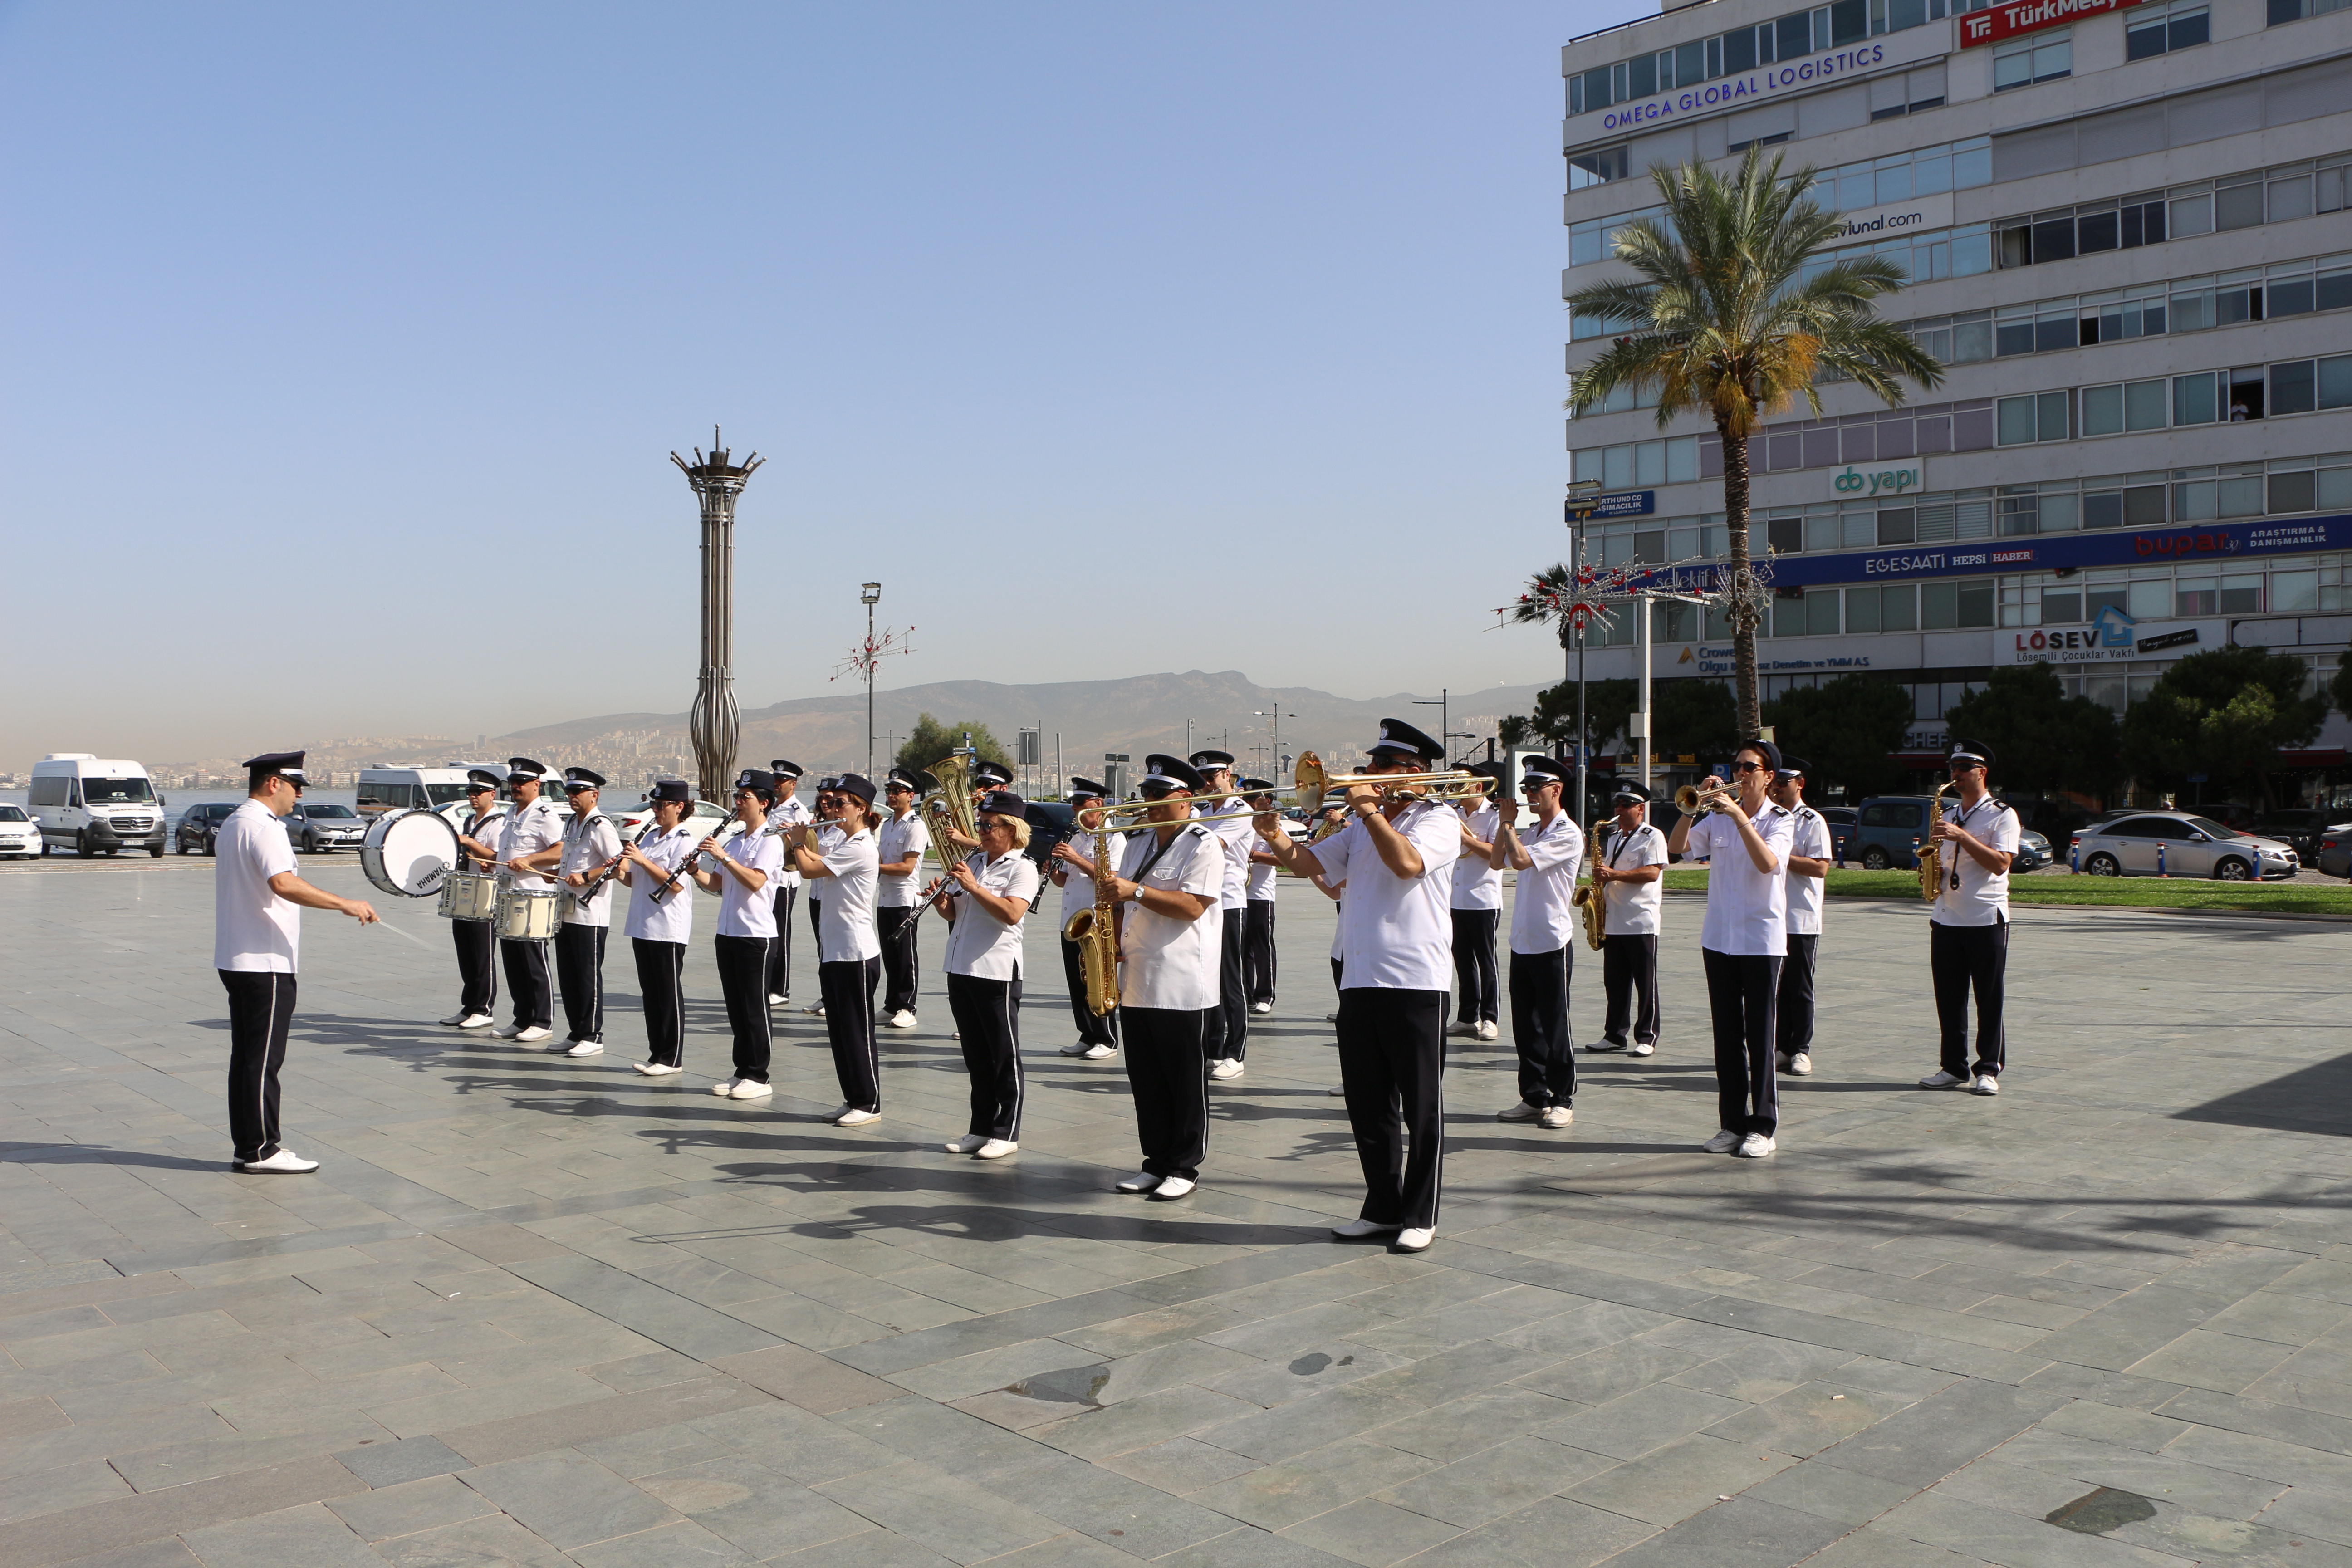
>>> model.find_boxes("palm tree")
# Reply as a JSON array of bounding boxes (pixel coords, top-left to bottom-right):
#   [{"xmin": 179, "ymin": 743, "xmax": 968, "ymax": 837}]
[
  {"xmin": 1565, "ymin": 147, "xmax": 1943, "ymax": 737},
  {"xmin": 1509, "ymin": 561, "xmax": 1582, "ymax": 746}
]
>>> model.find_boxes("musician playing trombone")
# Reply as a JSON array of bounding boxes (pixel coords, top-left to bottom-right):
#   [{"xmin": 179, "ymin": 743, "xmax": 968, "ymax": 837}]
[
  {"xmin": 1487, "ymin": 756, "xmax": 1584, "ymax": 1130},
  {"xmin": 1666, "ymin": 740, "xmax": 1799, "ymax": 1159}
]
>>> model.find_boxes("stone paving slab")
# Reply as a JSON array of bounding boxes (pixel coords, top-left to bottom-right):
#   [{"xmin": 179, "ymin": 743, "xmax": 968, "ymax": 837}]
[{"xmin": 4, "ymin": 859, "xmax": 2351, "ymax": 1565}]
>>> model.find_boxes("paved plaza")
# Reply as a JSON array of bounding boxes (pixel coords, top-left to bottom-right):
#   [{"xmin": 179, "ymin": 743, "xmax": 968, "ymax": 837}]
[{"xmin": 3, "ymin": 857, "xmax": 2351, "ymax": 1568}]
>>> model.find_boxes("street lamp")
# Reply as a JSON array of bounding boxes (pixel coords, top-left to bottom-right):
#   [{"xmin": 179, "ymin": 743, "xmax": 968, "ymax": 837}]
[
  {"xmin": 1254, "ymin": 708, "xmax": 1296, "ymax": 782},
  {"xmin": 1566, "ymin": 479, "xmax": 1602, "ymax": 829},
  {"xmin": 861, "ymin": 582, "xmax": 882, "ymax": 779},
  {"xmin": 1632, "ymin": 588, "xmax": 1711, "ymax": 795}
]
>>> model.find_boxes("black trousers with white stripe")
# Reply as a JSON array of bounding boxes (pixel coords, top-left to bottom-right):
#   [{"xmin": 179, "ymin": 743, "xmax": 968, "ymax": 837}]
[
  {"xmin": 632, "ymin": 938, "xmax": 687, "ymax": 1067},
  {"xmin": 1601, "ymin": 934, "xmax": 1660, "ymax": 1048},
  {"xmin": 1450, "ymin": 908, "xmax": 1500, "ymax": 1025},
  {"xmin": 451, "ymin": 917, "xmax": 496, "ymax": 1018},
  {"xmin": 714, "ymin": 934, "xmax": 774, "ymax": 1082},
  {"xmin": 1335, "ymin": 987, "xmax": 1447, "ymax": 1230},
  {"xmin": 554, "ymin": 922, "xmax": 608, "ymax": 1043},
  {"xmin": 220, "ymin": 969, "xmax": 297, "ymax": 1163},
  {"xmin": 1122, "ymin": 1006, "xmax": 1213, "ymax": 1180},
  {"xmin": 1931, "ymin": 919, "xmax": 2008, "ymax": 1078},
  {"xmin": 1508, "ymin": 946, "xmax": 1575, "ymax": 1108},
  {"xmin": 1243, "ymin": 899, "xmax": 1277, "ymax": 1006},
  {"xmin": 821, "ymin": 956, "xmax": 882, "ymax": 1112},
  {"xmin": 877, "ymin": 906, "xmax": 920, "ymax": 1016},
  {"xmin": 1213, "ymin": 910, "xmax": 1248, "ymax": 1061},
  {"xmin": 764, "ymin": 883, "xmax": 796, "ymax": 1000},
  {"xmin": 946, "ymin": 972, "xmax": 1024, "ymax": 1140},
  {"xmin": 1702, "ymin": 948, "xmax": 1781, "ymax": 1136},
  {"xmin": 499, "ymin": 938, "xmax": 552, "ymax": 1030},
  {"xmin": 1776, "ymin": 932, "xmax": 1818, "ymax": 1057},
  {"xmin": 1058, "ymin": 934, "xmax": 1119, "ymax": 1049}
]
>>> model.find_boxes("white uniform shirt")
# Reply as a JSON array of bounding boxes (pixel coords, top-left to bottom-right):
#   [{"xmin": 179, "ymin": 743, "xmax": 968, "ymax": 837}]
[
  {"xmin": 1195, "ymin": 800, "xmax": 1254, "ymax": 913},
  {"xmin": 557, "ymin": 812, "xmax": 624, "ymax": 928},
  {"xmin": 1782, "ymin": 804, "xmax": 1834, "ymax": 938},
  {"xmin": 712, "ymin": 828, "xmax": 787, "ymax": 938},
  {"xmin": 1118, "ymin": 823, "xmax": 1226, "ymax": 1010},
  {"xmin": 459, "ymin": 806, "xmax": 508, "ymax": 869},
  {"xmin": 1058, "ymin": 827, "xmax": 1126, "ymax": 923},
  {"xmin": 1450, "ymin": 802, "xmax": 1503, "ymax": 912},
  {"xmin": 814, "ymin": 828, "xmax": 883, "ymax": 961},
  {"xmin": 875, "ymin": 812, "xmax": 931, "ymax": 909},
  {"xmin": 1932, "ymin": 796, "xmax": 2020, "ymax": 928},
  {"xmin": 214, "ymin": 799, "xmax": 300, "ymax": 972},
  {"xmin": 1684, "ymin": 805, "xmax": 1799, "ymax": 956},
  {"xmin": 1598, "ymin": 821, "xmax": 1668, "ymax": 936},
  {"xmin": 1246, "ymin": 825, "xmax": 1285, "ymax": 902},
  {"xmin": 1506, "ymin": 812, "xmax": 1585, "ymax": 955},
  {"xmin": 1307, "ymin": 800, "xmax": 1462, "ymax": 992},
  {"xmin": 497, "ymin": 796, "xmax": 568, "ymax": 893},
  {"xmin": 942, "ymin": 850, "xmax": 1040, "ymax": 980},
  {"xmin": 623, "ymin": 822, "xmax": 698, "ymax": 943},
  {"xmin": 768, "ymin": 794, "xmax": 811, "ymax": 890}
]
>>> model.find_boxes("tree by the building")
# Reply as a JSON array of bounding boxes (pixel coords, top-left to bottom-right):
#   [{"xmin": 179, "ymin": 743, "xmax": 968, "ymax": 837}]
[
  {"xmin": 894, "ymin": 713, "xmax": 1013, "ymax": 774},
  {"xmin": 1761, "ymin": 674, "xmax": 1914, "ymax": 799},
  {"xmin": 1941, "ymin": 663, "xmax": 2122, "ymax": 802},
  {"xmin": 2119, "ymin": 647, "xmax": 2327, "ymax": 808}
]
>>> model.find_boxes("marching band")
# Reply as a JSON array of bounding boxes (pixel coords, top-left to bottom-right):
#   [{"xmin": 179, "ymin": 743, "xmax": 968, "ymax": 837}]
[{"xmin": 219, "ymin": 728, "xmax": 2024, "ymax": 1257}]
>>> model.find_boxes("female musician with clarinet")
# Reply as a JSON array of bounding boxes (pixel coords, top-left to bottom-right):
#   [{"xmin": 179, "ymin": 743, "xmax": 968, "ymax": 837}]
[
  {"xmin": 783, "ymin": 772, "xmax": 885, "ymax": 1126},
  {"xmin": 696, "ymin": 769, "xmax": 788, "ymax": 1101},
  {"xmin": 933, "ymin": 789, "xmax": 1041, "ymax": 1160},
  {"xmin": 617, "ymin": 779, "xmax": 699, "ymax": 1077}
]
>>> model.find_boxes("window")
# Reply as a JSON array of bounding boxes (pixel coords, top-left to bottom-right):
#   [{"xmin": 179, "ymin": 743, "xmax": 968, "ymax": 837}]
[
  {"xmin": 2270, "ymin": 0, "xmax": 2352, "ymax": 24},
  {"xmin": 1570, "ymin": 436, "xmax": 1700, "ymax": 488},
  {"xmin": 2080, "ymin": 380, "xmax": 2168, "ymax": 436},
  {"xmin": 81, "ymin": 778, "xmax": 154, "ymax": 804},
  {"xmin": 1994, "ymin": 30, "xmax": 2071, "ymax": 91},
  {"xmin": 2174, "ymin": 372, "xmax": 2220, "ymax": 426},
  {"xmin": 1997, "ymin": 392, "xmax": 2069, "ymax": 445},
  {"xmin": 28, "ymin": 777, "xmax": 65, "ymax": 808},
  {"xmin": 1570, "ymin": 0, "xmax": 1950, "ymax": 117},
  {"xmin": 2268, "ymin": 355, "xmax": 2352, "ymax": 415},
  {"xmin": 1569, "ymin": 146, "xmax": 1629, "ymax": 191},
  {"xmin": 2127, "ymin": 2, "xmax": 2208, "ymax": 58},
  {"xmin": 1921, "ymin": 578, "xmax": 1995, "ymax": 630}
]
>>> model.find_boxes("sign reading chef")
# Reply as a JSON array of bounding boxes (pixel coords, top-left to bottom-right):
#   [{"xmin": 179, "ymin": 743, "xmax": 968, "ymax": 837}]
[{"xmin": 1960, "ymin": 0, "xmax": 2152, "ymax": 48}]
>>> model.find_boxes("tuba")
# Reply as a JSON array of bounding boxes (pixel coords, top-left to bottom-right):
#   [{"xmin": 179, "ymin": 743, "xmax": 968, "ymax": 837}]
[
  {"xmin": 921, "ymin": 753, "xmax": 979, "ymax": 859},
  {"xmin": 1912, "ymin": 780, "xmax": 1954, "ymax": 901},
  {"xmin": 1570, "ymin": 880, "xmax": 1606, "ymax": 951}
]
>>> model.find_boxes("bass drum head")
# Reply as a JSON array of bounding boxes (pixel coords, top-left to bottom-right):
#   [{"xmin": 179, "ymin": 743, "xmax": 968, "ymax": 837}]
[{"xmin": 362, "ymin": 807, "xmax": 460, "ymax": 897}]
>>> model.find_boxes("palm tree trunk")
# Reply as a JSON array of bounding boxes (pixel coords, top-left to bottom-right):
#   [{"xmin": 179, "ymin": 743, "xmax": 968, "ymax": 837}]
[{"xmin": 1720, "ymin": 415, "xmax": 1761, "ymax": 737}]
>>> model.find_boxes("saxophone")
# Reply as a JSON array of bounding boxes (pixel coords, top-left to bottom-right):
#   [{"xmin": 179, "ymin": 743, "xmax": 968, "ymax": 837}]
[
  {"xmin": 1571, "ymin": 880, "xmax": 1606, "ymax": 951},
  {"xmin": 1060, "ymin": 804, "xmax": 1120, "ymax": 1016},
  {"xmin": 1913, "ymin": 780, "xmax": 1955, "ymax": 902}
]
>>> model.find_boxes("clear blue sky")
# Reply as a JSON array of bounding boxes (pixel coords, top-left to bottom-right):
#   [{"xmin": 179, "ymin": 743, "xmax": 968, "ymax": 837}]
[{"xmin": 0, "ymin": 0, "xmax": 1647, "ymax": 762}]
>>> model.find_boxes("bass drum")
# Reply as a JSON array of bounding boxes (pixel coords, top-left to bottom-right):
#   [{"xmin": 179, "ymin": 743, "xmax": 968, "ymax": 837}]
[{"xmin": 362, "ymin": 808, "xmax": 460, "ymax": 898}]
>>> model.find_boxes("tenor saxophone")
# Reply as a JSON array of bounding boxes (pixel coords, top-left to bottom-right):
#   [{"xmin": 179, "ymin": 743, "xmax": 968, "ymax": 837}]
[
  {"xmin": 1571, "ymin": 879, "xmax": 1607, "ymax": 951},
  {"xmin": 1060, "ymin": 809, "xmax": 1120, "ymax": 1016},
  {"xmin": 1913, "ymin": 780, "xmax": 1955, "ymax": 902}
]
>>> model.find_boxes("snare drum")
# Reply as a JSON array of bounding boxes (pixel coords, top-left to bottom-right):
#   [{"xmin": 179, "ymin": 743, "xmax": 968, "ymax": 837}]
[
  {"xmin": 437, "ymin": 871, "xmax": 499, "ymax": 922},
  {"xmin": 362, "ymin": 808, "xmax": 460, "ymax": 898},
  {"xmin": 495, "ymin": 887, "xmax": 559, "ymax": 941}
]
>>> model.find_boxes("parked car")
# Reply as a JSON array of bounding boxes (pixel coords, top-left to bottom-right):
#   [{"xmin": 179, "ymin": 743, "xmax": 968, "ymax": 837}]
[
  {"xmin": 29, "ymin": 754, "xmax": 167, "ymax": 857},
  {"xmin": 2251, "ymin": 809, "xmax": 2339, "ymax": 859},
  {"xmin": 2004, "ymin": 793, "xmax": 2096, "ymax": 838},
  {"xmin": 609, "ymin": 795, "xmax": 735, "ymax": 844},
  {"xmin": 1818, "ymin": 806, "xmax": 1858, "ymax": 862},
  {"xmin": 2185, "ymin": 800, "xmax": 2258, "ymax": 831},
  {"xmin": 1850, "ymin": 795, "xmax": 1941, "ymax": 870},
  {"xmin": 176, "ymin": 801, "xmax": 240, "ymax": 854},
  {"xmin": 289, "ymin": 801, "xmax": 368, "ymax": 853},
  {"xmin": 2014, "ymin": 828, "xmax": 2052, "ymax": 872},
  {"xmin": 2068, "ymin": 811, "xmax": 2299, "ymax": 880},
  {"xmin": 0, "ymin": 804, "xmax": 40, "ymax": 858},
  {"xmin": 2316, "ymin": 825, "xmax": 2352, "ymax": 879}
]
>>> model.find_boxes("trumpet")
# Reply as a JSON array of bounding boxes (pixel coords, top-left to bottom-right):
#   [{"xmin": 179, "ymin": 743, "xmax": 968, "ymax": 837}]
[{"xmin": 1675, "ymin": 783, "xmax": 1738, "ymax": 815}]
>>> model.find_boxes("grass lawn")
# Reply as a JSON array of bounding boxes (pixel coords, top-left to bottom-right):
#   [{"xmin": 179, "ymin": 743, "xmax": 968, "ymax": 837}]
[{"xmin": 1657, "ymin": 866, "xmax": 2352, "ymax": 914}]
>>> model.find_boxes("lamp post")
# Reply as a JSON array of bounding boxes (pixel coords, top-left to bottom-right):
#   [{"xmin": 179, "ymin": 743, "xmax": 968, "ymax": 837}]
[
  {"xmin": 1411, "ymin": 690, "xmax": 1450, "ymax": 763},
  {"xmin": 672, "ymin": 429, "xmax": 762, "ymax": 804},
  {"xmin": 1633, "ymin": 588, "xmax": 1710, "ymax": 795},
  {"xmin": 1564, "ymin": 479, "xmax": 1603, "ymax": 828},
  {"xmin": 861, "ymin": 582, "xmax": 882, "ymax": 779},
  {"xmin": 1254, "ymin": 708, "xmax": 1295, "ymax": 782}
]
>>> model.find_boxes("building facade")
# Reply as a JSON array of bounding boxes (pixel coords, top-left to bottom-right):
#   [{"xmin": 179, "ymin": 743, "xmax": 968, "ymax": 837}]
[{"xmin": 1562, "ymin": 0, "xmax": 2352, "ymax": 799}]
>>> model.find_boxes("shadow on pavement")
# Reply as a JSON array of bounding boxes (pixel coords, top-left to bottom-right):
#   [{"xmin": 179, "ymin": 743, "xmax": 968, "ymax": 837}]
[{"xmin": 2175, "ymin": 1050, "xmax": 2352, "ymax": 1137}]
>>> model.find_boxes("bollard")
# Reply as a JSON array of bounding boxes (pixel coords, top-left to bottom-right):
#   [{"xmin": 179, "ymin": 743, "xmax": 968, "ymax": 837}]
[{"xmin": 2157, "ymin": 841, "xmax": 2167, "ymax": 877}]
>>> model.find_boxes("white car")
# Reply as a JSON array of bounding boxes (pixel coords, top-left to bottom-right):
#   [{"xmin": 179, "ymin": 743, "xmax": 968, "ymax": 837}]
[{"xmin": 0, "ymin": 804, "xmax": 39, "ymax": 858}]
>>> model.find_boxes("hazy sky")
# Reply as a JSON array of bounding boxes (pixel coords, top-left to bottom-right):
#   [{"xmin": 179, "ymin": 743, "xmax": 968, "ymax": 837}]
[{"xmin": 1, "ymin": 0, "xmax": 1647, "ymax": 763}]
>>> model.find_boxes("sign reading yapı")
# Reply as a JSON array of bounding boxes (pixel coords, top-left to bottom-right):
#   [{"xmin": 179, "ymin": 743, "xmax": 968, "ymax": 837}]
[
  {"xmin": 1595, "ymin": 23, "xmax": 1951, "ymax": 134},
  {"xmin": 1831, "ymin": 461, "xmax": 1925, "ymax": 499}
]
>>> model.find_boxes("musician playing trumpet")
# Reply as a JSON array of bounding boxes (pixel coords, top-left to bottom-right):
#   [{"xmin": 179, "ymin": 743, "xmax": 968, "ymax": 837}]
[
  {"xmin": 1487, "ymin": 757, "xmax": 1584, "ymax": 1130},
  {"xmin": 1918, "ymin": 739, "xmax": 2017, "ymax": 1096},
  {"xmin": 696, "ymin": 770, "xmax": 788, "ymax": 1102},
  {"xmin": 617, "ymin": 779, "xmax": 699, "ymax": 1077},
  {"xmin": 1666, "ymin": 740, "xmax": 1799, "ymax": 1159},
  {"xmin": 1588, "ymin": 781, "xmax": 1666, "ymax": 1058}
]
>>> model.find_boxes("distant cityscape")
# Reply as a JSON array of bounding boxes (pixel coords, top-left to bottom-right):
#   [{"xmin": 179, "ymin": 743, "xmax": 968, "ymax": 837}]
[{"xmin": 3, "ymin": 729, "xmax": 697, "ymax": 795}]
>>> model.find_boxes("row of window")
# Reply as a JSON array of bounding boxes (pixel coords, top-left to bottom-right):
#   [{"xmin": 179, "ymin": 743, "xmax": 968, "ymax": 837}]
[
  {"xmin": 1994, "ymin": 157, "xmax": 2352, "ymax": 270},
  {"xmin": 1992, "ymin": 29, "xmax": 2075, "ymax": 93},
  {"xmin": 1993, "ymin": 355, "xmax": 2352, "ymax": 446},
  {"xmin": 1570, "ymin": 0, "xmax": 1915, "ymax": 120}
]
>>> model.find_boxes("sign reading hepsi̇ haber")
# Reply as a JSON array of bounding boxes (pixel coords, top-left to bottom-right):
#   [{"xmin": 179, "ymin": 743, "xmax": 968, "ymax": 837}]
[{"xmin": 1831, "ymin": 462, "xmax": 1922, "ymax": 499}]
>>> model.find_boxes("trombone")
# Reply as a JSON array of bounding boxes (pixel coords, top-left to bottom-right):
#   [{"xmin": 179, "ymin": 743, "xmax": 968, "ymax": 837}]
[{"xmin": 1084, "ymin": 753, "xmax": 1486, "ymax": 833}]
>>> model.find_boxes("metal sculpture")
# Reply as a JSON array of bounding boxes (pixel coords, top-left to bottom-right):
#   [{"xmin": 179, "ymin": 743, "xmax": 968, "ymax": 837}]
[{"xmin": 671, "ymin": 428, "xmax": 763, "ymax": 805}]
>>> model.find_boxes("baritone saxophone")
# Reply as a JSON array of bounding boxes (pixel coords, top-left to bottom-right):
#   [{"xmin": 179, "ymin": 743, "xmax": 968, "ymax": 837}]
[
  {"xmin": 1571, "ymin": 879, "xmax": 1606, "ymax": 951},
  {"xmin": 1060, "ymin": 808, "xmax": 1120, "ymax": 1017}
]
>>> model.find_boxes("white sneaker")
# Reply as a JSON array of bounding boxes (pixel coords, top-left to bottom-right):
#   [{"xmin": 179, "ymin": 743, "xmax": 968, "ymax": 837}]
[
  {"xmin": 767, "ymin": 993, "xmax": 789, "ymax": 1006},
  {"xmin": 439, "ymin": 1010, "xmax": 469, "ymax": 1027},
  {"xmin": 1737, "ymin": 1133, "xmax": 1777, "ymax": 1158},
  {"xmin": 1082, "ymin": 1043, "xmax": 1117, "ymax": 1060},
  {"xmin": 1327, "ymin": 1083, "xmax": 1347, "ymax": 1096},
  {"xmin": 1059, "ymin": 1040, "xmax": 1091, "ymax": 1056},
  {"xmin": 1324, "ymin": 1011, "xmax": 1339, "ymax": 1024},
  {"xmin": 515, "ymin": 1025, "xmax": 553, "ymax": 1044},
  {"xmin": 1701, "ymin": 1129, "xmax": 1742, "ymax": 1153},
  {"xmin": 564, "ymin": 1040, "xmax": 603, "ymax": 1057},
  {"xmin": 943, "ymin": 1134, "xmax": 988, "ymax": 1154},
  {"xmin": 1149, "ymin": 1176, "xmax": 1197, "ymax": 1200},
  {"xmin": 886, "ymin": 1010, "xmax": 917, "ymax": 1029},
  {"xmin": 1584, "ymin": 1039, "xmax": 1627, "ymax": 1053},
  {"xmin": 236, "ymin": 1149, "xmax": 319, "ymax": 1174},
  {"xmin": 1971, "ymin": 1074, "xmax": 2001, "ymax": 1096},
  {"xmin": 1476, "ymin": 1021, "xmax": 1499, "ymax": 1042},
  {"xmin": 1784, "ymin": 1052, "xmax": 1813, "ymax": 1076},
  {"xmin": 825, "ymin": 1103, "xmax": 855, "ymax": 1122},
  {"xmin": 1209, "ymin": 1058, "xmax": 1245, "ymax": 1080},
  {"xmin": 491, "ymin": 1025, "xmax": 523, "ymax": 1040},
  {"xmin": 1445, "ymin": 1020, "xmax": 1479, "ymax": 1038},
  {"xmin": 635, "ymin": 1061, "xmax": 681, "ymax": 1076},
  {"xmin": 727, "ymin": 1079, "xmax": 774, "ymax": 1100},
  {"xmin": 805, "ymin": 1000, "xmax": 826, "ymax": 1015},
  {"xmin": 1540, "ymin": 1105, "xmax": 1574, "ymax": 1129},
  {"xmin": 1250, "ymin": 1001, "xmax": 1273, "ymax": 1015},
  {"xmin": 1919, "ymin": 1069, "xmax": 1971, "ymax": 1089},
  {"xmin": 836, "ymin": 1108, "xmax": 881, "ymax": 1126},
  {"xmin": 456, "ymin": 1013, "xmax": 494, "ymax": 1030},
  {"xmin": 975, "ymin": 1139, "xmax": 1018, "ymax": 1159},
  {"xmin": 1497, "ymin": 1100, "xmax": 1541, "ymax": 1122},
  {"xmin": 1391, "ymin": 1227, "xmax": 1435, "ymax": 1253},
  {"xmin": 1628, "ymin": 1041, "xmax": 1655, "ymax": 1057},
  {"xmin": 1331, "ymin": 1217, "xmax": 1400, "ymax": 1239},
  {"xmin": 1114, "ymin": 1171, "xmax": 1163, "ymax": 1193}
]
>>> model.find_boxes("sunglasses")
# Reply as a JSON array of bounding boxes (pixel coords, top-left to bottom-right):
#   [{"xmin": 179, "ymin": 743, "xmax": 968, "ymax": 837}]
[
  {"xmin": 1520, "ymin": 779, "xmax": 1556, "ymax": 793},
  {"xmin": 1731, "ymin": 760, "xmax": 1766, "ymax": 774}
]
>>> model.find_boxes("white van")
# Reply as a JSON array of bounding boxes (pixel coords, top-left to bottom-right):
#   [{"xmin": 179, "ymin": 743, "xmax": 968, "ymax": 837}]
[
  {"xmin": 356, "ymin": 767, "xmax": 478, "ymax": 822},
  {"xmin": 29, "ymin": 755, "xmax": 166, "ymax": 857}
]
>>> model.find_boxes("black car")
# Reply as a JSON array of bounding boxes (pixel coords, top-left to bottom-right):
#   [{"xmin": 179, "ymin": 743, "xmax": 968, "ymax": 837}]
[
  {"xmin": 2316, "ymin": 825, "xmax": 2352, "ymax": 880},
  {"xmin": 2252, "ymin": 809, "xmax": 2339, "ymax": 859}
]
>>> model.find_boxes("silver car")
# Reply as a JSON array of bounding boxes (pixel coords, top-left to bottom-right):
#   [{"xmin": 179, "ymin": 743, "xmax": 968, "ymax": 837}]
[{"xmin": 2069, "ymin": 811, "xmax": 2299, "ymax": 881}]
